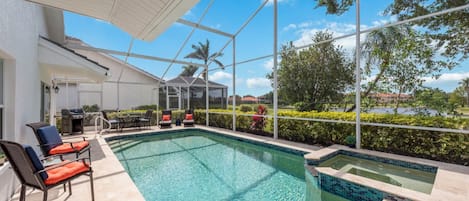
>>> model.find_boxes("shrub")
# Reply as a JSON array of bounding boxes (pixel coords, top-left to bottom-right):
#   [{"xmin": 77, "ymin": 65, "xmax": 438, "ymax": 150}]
[
  {"xmin": 133, "ymin": 105, "xmax": 157, "ymax": 110},
  {"xmin": 82, "ymin": 104, "xmax": 100, "ymax": 112},
  {"xmin": 194, "ymin": 109, "xmax": 469, "ymax": 166},
  {"xmin": 240, "ymin": 105, "xmax": 253, "ymax": 112}
]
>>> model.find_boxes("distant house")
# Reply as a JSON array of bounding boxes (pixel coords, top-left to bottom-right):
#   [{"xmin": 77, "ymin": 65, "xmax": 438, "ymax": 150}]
[
  {"xmin": 241, "ymin": 95, "xmax": 258, "ymax": 104},
  {"xmin": 165, "ymin": 76, "xmax": 228, "ymax": 110},
  {"xmin": 59, "ymin": 37, "xmax": 165, "ymax": 111},
  {"xmin": 369, "ymin": 93, "xmax": 412, "ymax": 104}
]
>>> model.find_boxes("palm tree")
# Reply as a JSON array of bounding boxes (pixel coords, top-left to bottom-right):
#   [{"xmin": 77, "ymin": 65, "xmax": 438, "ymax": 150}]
[
  {"xmin": 184, "ymin": 39, "xmax": 224, "ymax": 80},
  {"xmin": 179, "ymin": 65, "xmax": 199, "ymax": 77},
  {"xmin": 459, "ymin": 77, "xmax": 469, "ymax": 106},
  {"xmin": 347, "ymin": 25, "xmax": 412, "ymax": 112}
]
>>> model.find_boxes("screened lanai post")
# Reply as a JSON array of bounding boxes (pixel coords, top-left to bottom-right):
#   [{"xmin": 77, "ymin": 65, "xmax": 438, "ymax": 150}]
[
  {"xmin": 206, "ymin": 67, "xmax": 209, "ymax": 126},
  {"xmin": 187, "ymin": 86, "xmax": 191, "ymax": 110},
  {"xmin": 273, "ymin": 0, "xmax": 279, "ymax": 139},
  {"xmin": 166, "ymin": 85, "xmax": 169, "ymax": 110},
  {"xmin": 355, "ymin": 0, "xmax": 362, "ymax": 149},
  {"xmin": 232, "ymin": 36, "xmax": 236, "ymax": 131}
]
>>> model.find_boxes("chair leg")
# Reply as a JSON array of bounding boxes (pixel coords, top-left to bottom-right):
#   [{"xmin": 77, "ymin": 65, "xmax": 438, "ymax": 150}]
[
  {"xmin": 68, "ymin": 181, "xmax": 72, "ymax": 195},
  {"xmin": 43, "ymin": 190, "xmax": 48, "ymax": 201},
  {"xmin": 90, "ymin": 171, "xmax": 95, "ymax": 201},
  {"xmin": 63, "ymin": 183, "xmax": 66, "ymax": 192},
  {"xmin": 20, "ymin": 185, "xmax": 26, "ymax": 201}
]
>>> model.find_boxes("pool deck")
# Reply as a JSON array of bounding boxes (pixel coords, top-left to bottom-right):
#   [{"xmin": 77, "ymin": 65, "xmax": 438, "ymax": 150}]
[{"xmin": 9, "ymin": 125, "xmax": 469, "ymax": 201}]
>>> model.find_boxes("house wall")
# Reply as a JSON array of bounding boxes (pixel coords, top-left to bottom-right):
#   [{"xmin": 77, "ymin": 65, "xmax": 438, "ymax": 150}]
[
  {"xmin": 67, "ymin": 48, "xmax": 161, "ymax": 110},
  {"xmin": 0, "ymin": 1, "xmax": 51, "ymax": 200}
]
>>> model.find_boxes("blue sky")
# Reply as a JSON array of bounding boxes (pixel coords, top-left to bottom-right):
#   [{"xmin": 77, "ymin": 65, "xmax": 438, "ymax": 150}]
[{"xmin": 64, "ymin": 0, "xmax": 469, "ymax": 96}]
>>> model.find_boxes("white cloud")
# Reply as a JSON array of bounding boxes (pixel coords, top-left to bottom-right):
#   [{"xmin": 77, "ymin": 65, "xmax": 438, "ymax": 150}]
[
  {"xmin": 211, "ymin": 24, "xmax": 221, "ymax": 29},
  {"xmin": 264, "ymin": 0, "xmax": 289, "ymax": 6},
  {"xmin": 263, "ymin": 59, "xmax": 273, "ymax": 70},
  {"xmin": 209, "ymin": 71, "xmax": 232, "ymax": 81},
  {"xmin": 423, "ymin": 72, "xmax": 469, "ymax": 84},
  {"xmin": 246, "ymin": 77, "xmax": 271, "ymax": 89},
  {"xmin": 292, "ymin": 21, "xmax": 369, "ymax": 52},
  {"xmin": 283, "ymin": 24, "xmax": 297, "ymax": 32}
]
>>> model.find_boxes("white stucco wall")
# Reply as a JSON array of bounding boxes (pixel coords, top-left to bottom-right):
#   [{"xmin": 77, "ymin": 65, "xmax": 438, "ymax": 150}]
[{"xmin": 0, "ymin": 1, "xmax": 51, "ymax": 200}]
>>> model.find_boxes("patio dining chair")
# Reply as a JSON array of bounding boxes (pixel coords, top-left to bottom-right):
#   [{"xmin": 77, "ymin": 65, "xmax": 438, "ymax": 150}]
[
  {"xmin": 0, "ymin": 140, "xmax": 94, "ymax": 201},
  {"xmin": 101, "ymin": 111, "xmax": 120, "ymax": 131},
  {"xmin": 159, "ymin": 110, "xmax": 172, "ymax": 128},
  {"xmin": 138, "ymin": 109, "xmax": 153, "ymax": 128},
  {"xmin": 27, "ymin": 124, "xmax": 91, "ymax": 160},
  {"xmin": 182, "ymin": 109, "xmax": 194, "ymax": 127}
]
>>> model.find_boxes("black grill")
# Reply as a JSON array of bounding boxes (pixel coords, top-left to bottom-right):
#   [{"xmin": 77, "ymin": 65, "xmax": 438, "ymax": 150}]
[{"xmin": 61, "ymin": 109, "xmax": 84, "ymax": 135}]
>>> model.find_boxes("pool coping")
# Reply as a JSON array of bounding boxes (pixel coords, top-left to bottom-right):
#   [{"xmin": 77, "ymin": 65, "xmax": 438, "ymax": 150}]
[
  {"xmin": 100, "ymin": 126, "xmax": 320, "ymax": 200},
  {"xmin": 304, "ymin": 145, "xmax": 469, "ymax": 201}
]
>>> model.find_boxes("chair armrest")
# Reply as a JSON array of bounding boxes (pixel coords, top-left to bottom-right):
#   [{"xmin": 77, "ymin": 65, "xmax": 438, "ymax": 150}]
[{"xmin": 37, "ymin": 142, "xmax": 62, "ymax": 147}]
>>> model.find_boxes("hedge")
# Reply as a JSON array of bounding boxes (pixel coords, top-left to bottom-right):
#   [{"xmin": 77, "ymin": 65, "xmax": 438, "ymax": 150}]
[{"xmin": 194, "ymin": 110, "xmax": 469, "ymax": 166}]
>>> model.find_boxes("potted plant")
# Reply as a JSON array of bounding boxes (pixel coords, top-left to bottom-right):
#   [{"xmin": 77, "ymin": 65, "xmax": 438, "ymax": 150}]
[
  {"xmin": 0, "ymin": 154, "xmax": 5, "ymax": 166},
  {"xmin": 345, "ymin": 135, "xmax": 356, "ymax": 148}
]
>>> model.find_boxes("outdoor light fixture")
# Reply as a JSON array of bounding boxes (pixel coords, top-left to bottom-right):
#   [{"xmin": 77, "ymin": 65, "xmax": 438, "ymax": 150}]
[
  {"xmin": 45, "ymin": 86, "xmax": 50, "ymax": 93},
  {"xmin": 53, "ymin": 85, "xmax": 59, "ymax": 93}
]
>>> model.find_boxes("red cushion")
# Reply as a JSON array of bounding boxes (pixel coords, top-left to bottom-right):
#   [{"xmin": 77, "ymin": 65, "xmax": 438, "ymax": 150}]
[
  {"xmin": 44, "ymin": 161, "xmax": 90, "ymax": 185},
  {"xmin": 162, "ymin": 115, "xmax": 171, "ymax": 121},
  {"xmin": 185, "ymin": 114, "xmax": 193, "ymax": 120},
  {"xmin": 49, "ymin": 141, "xmax": 89, "ymax": 155}
]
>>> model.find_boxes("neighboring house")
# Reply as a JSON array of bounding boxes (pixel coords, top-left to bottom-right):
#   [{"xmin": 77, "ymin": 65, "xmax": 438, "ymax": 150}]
[
  {"xmin": 241, "ymin": 95, "xmax": 258, "ymax": 104},
  {"xmin": 61, "ymin": 37, "xmax": 165, "ymax": 111},
  {"xmin": 165, "ymin": 76, "xmax": 228, "ymax": 110},
  {"xmin": 369, "ymin": 93, "xmax": 413, "ymax": 104},
  {"xmin": 0, "ymin": 1, "xmax": 109, "ymax": 200}
]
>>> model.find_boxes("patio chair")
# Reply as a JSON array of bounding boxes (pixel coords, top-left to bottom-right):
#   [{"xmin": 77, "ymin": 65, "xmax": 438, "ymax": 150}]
[
  {"xmin": 101, "ymin": 110, "xmax": 120, "ymax": 131},
  {"xmin": 138, "ymin": 109, "xmax": 153, "ymax": 128},
  {"xmin": 31, "ymin": 125, "xmax": 91, "ymax": 160},
  {"xmin": 159, "ymin": 110, "xmax": 172, "ymax": 128},
  {"xmin": 182, "ymin": 109, "xmax": 194, "ymax": 127},
  {"xmin": 0, "ymin": 140, "xmax": 94, "ymax": 201}
]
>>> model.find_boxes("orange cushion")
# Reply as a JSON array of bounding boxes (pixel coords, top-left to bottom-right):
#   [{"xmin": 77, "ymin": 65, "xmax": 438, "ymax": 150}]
[
  {"xmin": 185, "ymin": 114, "xmax": 193, "ymax": 120},
  {"xmin": 49, "ymin": 141, "xmax": 89, "ymax": 155},
  {"xmin": 162, "ymin": 115, "xmax": 171, "ymax": 121},
  {"xmin": 44, "ymin": 161, "xmax": 90, "ymax": 185}
]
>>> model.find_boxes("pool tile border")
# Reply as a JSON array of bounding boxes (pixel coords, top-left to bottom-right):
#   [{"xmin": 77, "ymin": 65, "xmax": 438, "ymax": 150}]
[
  {"xmin": 306, "ymin": 149, "xmax": 438, "ymax": 173},
  {"xmin": 105, "ymin": 128, "xmax": 309, "ymax": 156}
]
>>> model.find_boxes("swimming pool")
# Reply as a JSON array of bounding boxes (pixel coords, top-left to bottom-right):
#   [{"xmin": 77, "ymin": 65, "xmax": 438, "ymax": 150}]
[{"xmin": 107, "ymin": 129, "xmax": 350, "ymax": 201}]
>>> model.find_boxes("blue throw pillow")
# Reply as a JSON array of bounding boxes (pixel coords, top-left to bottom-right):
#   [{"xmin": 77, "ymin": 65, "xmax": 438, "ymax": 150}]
[
  {"xmin": 23, "ymin": 145, "xmax": 48, "ymax": 180},
  {"xmin": 36, "ymin": 126, "xmax": 62, "ymax": 152}
]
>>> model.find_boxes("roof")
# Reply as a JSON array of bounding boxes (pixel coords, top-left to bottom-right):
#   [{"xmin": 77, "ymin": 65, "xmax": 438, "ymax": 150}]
[
  {"xmin": 166, "ymin": 76, "xmax": 227, "ymax": 88},
  {"xmin": 38, "ymin": 36, "xmax": 109, "ymax": 82},
  {"xmin": 40, "ymin": 36, "xmax": 109, "ymax": 71},
  {"xmin": 66, "ymin": 36, "xmax": 164, "ymax": 82},
  {"xmin": 28, "ymin": 0, "xmax": 199, "ymax": 41}
]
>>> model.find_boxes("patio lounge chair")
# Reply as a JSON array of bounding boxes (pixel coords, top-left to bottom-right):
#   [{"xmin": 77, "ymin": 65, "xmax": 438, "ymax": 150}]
[
  {"xmin": 101, "ymin": 110, "xmax": 120, "ymax": 131},
  {"xmin": 31, "ymin": 125, "xmax": 91, "ymax": 160},
  {"xmin": 159, "ymin": 110, "xmax": 172, "ymax": 128},
  {"xmin": 0, "ymin": 140, "xmax": 94, "ymax": 201},
  {"xmin": 182, "ymin": 109, "xmax": 194, "ymax": 127},
  {"xmin": 138, "ymin": 109, "xmax": 153, "ymax": 128}
]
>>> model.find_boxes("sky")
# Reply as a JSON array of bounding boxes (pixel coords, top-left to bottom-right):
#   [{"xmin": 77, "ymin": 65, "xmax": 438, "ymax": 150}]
[{"xmin": 64, "ymin": 0, "xmax": 469, "ymax": 97}]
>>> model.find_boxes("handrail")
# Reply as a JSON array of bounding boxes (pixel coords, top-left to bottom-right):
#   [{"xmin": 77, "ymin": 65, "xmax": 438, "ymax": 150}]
[{"xmin": 94, "ymin": 115, "xmax": 112, "ymax": 136}]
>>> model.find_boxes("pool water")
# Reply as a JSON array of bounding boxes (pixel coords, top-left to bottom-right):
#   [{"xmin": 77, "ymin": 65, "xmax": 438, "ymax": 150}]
[
  {"xmin": 318, "ymin": 154, "xmax": 436, "ymax": 194},
  {"xmin": 109, "ymin": 130, "xmax": 350, "ymax": 201}
]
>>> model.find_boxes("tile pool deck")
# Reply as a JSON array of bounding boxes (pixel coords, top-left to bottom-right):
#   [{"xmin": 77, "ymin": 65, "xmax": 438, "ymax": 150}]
[{"xmin": 9, "ymin": 125, "xmax": 469, "ymax": 201}]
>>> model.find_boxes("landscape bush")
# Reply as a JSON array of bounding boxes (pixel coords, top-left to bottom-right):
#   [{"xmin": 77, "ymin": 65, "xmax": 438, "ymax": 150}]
[{"xmin": 194, "ymin": 109, "xmax": 469, "ymax": 165}]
